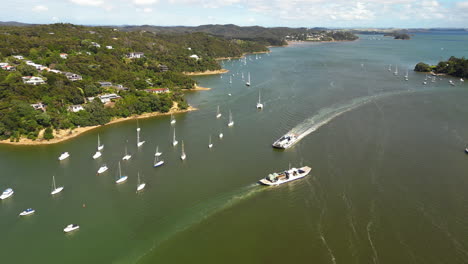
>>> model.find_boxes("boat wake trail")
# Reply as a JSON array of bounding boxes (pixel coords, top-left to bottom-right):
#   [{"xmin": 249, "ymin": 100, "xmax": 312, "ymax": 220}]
[
  {"xmin": 286, "ymin": 90, "xmax": 410, "ymax": 145},
  {"xmin": 134, "ymin": 183, "xmax": 266, "ymax": 263}
]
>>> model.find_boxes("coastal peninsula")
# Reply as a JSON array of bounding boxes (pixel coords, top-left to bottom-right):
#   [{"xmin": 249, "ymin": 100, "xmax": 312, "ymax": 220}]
[{"xmin": 414, "ymin": 56, "xmax": 468, "ymax": 78}]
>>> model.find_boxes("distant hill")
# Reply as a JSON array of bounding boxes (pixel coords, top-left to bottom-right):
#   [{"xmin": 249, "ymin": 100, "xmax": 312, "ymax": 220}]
[{"xmin": 0, "ymin": 21, "xmax": 34, "ymax": 27}]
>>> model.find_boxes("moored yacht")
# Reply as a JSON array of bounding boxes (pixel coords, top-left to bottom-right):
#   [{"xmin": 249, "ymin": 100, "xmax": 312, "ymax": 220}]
[
  {"xmin": 256, "ymin": 90, "xmax": 263, "ymax": 109},
  {"xmin": 0, "ymin": 188, "xmax": 14, "ymax": 200},
  {"xmin": 272, "ymin": 133, "xmax": 299, "ymax": 149},
  {"xmin": 154, "ymin": 156, "xmax": 164, "ymax": 167},
  {"xmin": 259, "ymin": 166, "xmax": 312, "ymax": 186},
  {"xmin": 97, "ymin": 165, "xmax": 108, "ymax": 174},
  {"xmin": 122, "ymin": 146, "xmax": 131, "ymax": 160},
  {"xmin": 19, "ymin": 208, "xmax": 35, "ymax": 216},
  {"xmin": 115, "ymin": 162, "xmax": 128, "ymax": 184},
  {"xmin": 58, "ymin": 152, "xmax": 69, "ymax": 161},
  {"xmin": 92, "ymin": 151, "xmax": 102, "ymax": 159},
  {"xmin": 172, "ymin": 129, "xmax": 178, "ymax": 146},
  {"xmin": 227, "ymin": 110, "xmax": 234, "ymax": 127},
  {"xmin": 51, "ymin": 175, "xmax": 64, "ymax": 195},
  {"xmin": 137, "ymin": 172, "xmax": 146, "ymax": 192},
  {"xmin": 64, "ymin": 224, "xmax": 79, "ymax": 233}
]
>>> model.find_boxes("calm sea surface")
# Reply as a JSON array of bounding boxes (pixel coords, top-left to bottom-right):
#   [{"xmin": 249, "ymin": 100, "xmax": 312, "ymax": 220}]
[{"xmin": 1, "ymin": 33, "xmax": 468, "ymax": 263}]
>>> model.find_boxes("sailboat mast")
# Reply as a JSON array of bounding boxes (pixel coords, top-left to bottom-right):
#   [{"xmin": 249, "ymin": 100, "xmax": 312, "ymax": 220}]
[
  {"xmin": 118, "ymin": 162, "xmax": 122, "ymax": 178},
  {"xmin": 52, "ymin": 176, "xmax": 56, "ymax": 190}
]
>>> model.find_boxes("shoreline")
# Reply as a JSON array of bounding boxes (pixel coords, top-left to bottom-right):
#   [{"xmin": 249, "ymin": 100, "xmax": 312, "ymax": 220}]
[
  {"xmin": 0, "ymin": 105, "xmax": 197, "ymax": 146},
  {"xmin": 183, "ymin": 69, "xmax": 229, "ymax": 76},
  {"xmin": 286, "ymin": 39, "xmax": 358, "ymax": 46},
  {"xmin": 184, "ymin": 84, "xmax": 211, "ymax": 91},
  {"xmin": 215, "ymin": 50, "xmax": 271, "ymax": 61}
]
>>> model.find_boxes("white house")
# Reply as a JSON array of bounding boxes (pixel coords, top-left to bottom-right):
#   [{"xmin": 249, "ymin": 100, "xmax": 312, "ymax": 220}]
[
  {"xmin": 13, "ymin": 55, "xmax": 24, "ymax": 60},
  {"xmin": 144, "ymin": 88, "xmax": 170, "ymax": 94},
  {"xmin": 64, "ymin": 72, "xmax": 82, "ymax": 81},
  {"xmin": 31, "ymin": 102, "xmax": 46, "ymax": 111},
  {"xmin": 91, "ymin": 42, "xmax": 101, "ymax": 48},
  {"xmin": 60, "ymin": 53, "xmax": 68, "ymax": 59},
  {"xmin": 99, "ymin": 93, "xmax": 121, "ymax": 103},
  {"xmin": 68, "ymin": 105, "xmax": 84, "ymax": 112},
  {"xmin": 126, "ymin": 52, "xmax": 144, "ymax": 59},
  {"xmin": 189, "ymin": 54, "xmax": 199, "ymax": 60},
  {"xmin": 106, "ymin": 46, "xmax": 113, "ymax": 49},
  {"xmin": 22, "ymin": 76, "xmax": 46, "ymax": 85},
  {"xmin": 98, "ymin": 81, "xmax": 113, "ymax": 87}
]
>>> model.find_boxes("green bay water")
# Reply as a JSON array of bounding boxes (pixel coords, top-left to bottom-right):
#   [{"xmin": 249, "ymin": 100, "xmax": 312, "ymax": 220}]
[{"xmin": 1, "ymin": 33, "xmax": 468, "ymax": 263}]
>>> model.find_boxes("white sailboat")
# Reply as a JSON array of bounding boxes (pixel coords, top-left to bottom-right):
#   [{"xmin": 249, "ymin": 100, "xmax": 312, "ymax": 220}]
[
  {"xmin": 256, "ymin": 90, "xmax": 263, "ymax": 109},
  {"xmin": 245, "ymin": 72, "xmax": 251, "ymax": 86},
  {"xmin": 154, "ymin": 156, "xmax": 164, "ymax": 167},
  {"xmin": 97, "ymin": 134, "xmax": 104, "ymax": 151},
  {"xmin": 97, "ymin": 165, "xmax": 108, "ymax": 174},
  {"xmin": 219, "ymin": 129, "xmax": 224, "ymax": 139},
  {"xmin": 137, "ymin": 125, "xmax": 145, "ymax": 147},
  {"xmin": 208, "ymin": 135, "xmax": 213, "ymax": 148},
  {"xmin": 388, "ymin": 64, "xmax": 392, "ymax": 71},
  {"xmin": 155, "ymin": 145, "xmax": 162, "ymax": 157},
  {"xmin": 241, "ymin": 72, "xmax": 244, "ymax": 80},
  {"xmin": 51, "ymin": 175, "xmax": 64, "ymax": 195},
  {"xmin": 227, "ymin": 110, "xmax": 234, "ymax": 127},
  {"xmin": 229, "ymin": 76, "xmax": 232, "ymax": 84},
  {"xmin": 216, "ymin": 105, "xmax": 222, "ymax": 119},
  {"xmin": 115, "ymin": 162, "xmax": 128, "ymax": 184},
  {"xmin": 181, "ymin": 140, "xmax": 186, "ymax": 160},
  {"xmin": 404, "ymin": 69, "xmax": 409, "ymax": 81},
  {"xmin": 172, "ymin": 129, "xmax": 178, "ymax": 146},
  {"xmin": 170, "ymin": 114, "xmax": 176, "ymax": 125},
  {"xmin": 394, "ymin": 65, "xmax": 398, "ymax": 76},
  {"xmin": 122, "ymin": 146, "xmax": 131, "ymax": 160},
  {"xmin": 137, "ymin": 172, "xmax": 146, "ymax": 192}
]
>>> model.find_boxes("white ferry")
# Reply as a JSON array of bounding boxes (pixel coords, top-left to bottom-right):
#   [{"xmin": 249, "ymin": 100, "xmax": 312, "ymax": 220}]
[
  {"xmin": 259, "ymin": 166, "xmax": 312, "ymax": 186},
  {"xmin": 272, "ymin": 133, "xmax": 298, "ymax": 149}
]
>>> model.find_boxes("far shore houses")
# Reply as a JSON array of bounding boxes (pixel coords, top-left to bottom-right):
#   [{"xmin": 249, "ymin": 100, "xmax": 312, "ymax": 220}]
[
  {"xmin": 22, "ymin": 76, "xmax": 45, "ymax": 85},
  {"xmin": 126, "ymin": 52, "xmax": 144, "ymax": 59},
  {"xmin": 144, "ymin": 88, "xmax": 169, "ymax": 94}
]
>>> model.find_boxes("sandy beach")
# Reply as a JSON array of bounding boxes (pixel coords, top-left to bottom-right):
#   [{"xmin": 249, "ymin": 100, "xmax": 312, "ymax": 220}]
[
  {"xmin": 0, "ymin": 104, "xmax": 197, "ymax": 146},
  {"xmin": 215, "ymin": 50, "xmax": 271, "ymax": 61},
  {"xmin": 185, "ymin": 84, "xmax": 211, "ymax": 91},
  {"xmin": 183, "ymin": 69, "xmax": 229, "ymax": 76}
]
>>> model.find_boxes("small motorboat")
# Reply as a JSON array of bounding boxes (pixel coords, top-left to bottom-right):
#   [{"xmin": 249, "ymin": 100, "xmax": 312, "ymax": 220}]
[
  {"xmin": 64, "ymin": 224, "xmax": 80, "ymax": 233},
  {"xmin": 19, "ymin": 208, "xmax": 35, "ymax": 216}
]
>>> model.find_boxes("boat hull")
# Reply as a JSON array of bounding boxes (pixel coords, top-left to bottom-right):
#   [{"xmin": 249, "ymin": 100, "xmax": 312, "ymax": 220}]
[
  {"xmin": 154, "ymin": 161, "xmax": 164, "ymax": 167},
  {"xmin": 259, "ymin": 166, "xmax": 312, "ymax": 186}
]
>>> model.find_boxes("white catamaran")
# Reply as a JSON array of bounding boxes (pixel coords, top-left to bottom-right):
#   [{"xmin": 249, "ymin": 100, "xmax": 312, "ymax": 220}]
[
  {"xmin": 115, "ymin": 161, "xmax": 128, "ymax": 184},
  {"xmin": 51, "ymin": 175, "xmax": 64, "ymax": 195}
]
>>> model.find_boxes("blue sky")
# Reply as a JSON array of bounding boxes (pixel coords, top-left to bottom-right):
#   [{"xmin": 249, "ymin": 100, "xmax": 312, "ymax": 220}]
[{"xmin": 2, "ymin": 0, "xmax": 468, "ymax": 28}]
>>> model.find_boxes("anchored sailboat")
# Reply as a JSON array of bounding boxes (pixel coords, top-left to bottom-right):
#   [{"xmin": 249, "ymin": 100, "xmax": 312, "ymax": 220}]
[
  {"xmin": 51, "ymin": 175, "xmax": 64, "ymax": 195},
  {"xmin": 97, "ymin": 134, "xmax": 104, "ymax": 151},
  {"xmin": 245, "ymin": 72, "xmax": 251, "ymax": 86},
  {"xmin": 227, "ymin": 110, "xmax": 234, "ymax": 127},
  {"xmin": 155, "ymin": 145, "xmax": 162, "ymax": 157},
  {"xmin": 115, "ymin": 161, "xmax": 128, "ymax": 184},
  {"xmin": 256, "ymin": 90, "xmax": 263, "ymax": 109},
  {"xmin": 154, "ymin": 156, "xmax": 164, "ymax": 167},
  {"xmin": 137, "ymin": 121, "xmax": 145, "ymax": 147},
  {"xmin": 170, "ymin": 114, "xmax": 176, "ymax": 125},
  {"xmin": 180, "ymin": 140, "xmax": 186, "ymax": 160},
  {"xmin": 216, "ymin": 105, "xmax": 222, "ymax": 119},
  {"xmin": 172, "ymin": 129, "xmax": 178, "ymax": 146},
  {"xmin": 208, "ymin": 135, "xmax": 213, "ymax": 148},
  {"xmin": 122, "ymin": 146, "xmax": 131, "ymax": 160},
  {"xmin": 137, "ymin": 172, "xmax": 146, "ymax": 192}
]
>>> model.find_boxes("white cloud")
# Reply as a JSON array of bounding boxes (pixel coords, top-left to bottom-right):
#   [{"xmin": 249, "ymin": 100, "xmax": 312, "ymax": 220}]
[
  {"xmin": 69, "ymin": 0, "xmax": 104, "ymax": 7},
  {"xmin": 456, "ymin": 1, "xmax": 468, "ymax": 9},
  {"xmin": 133, "ymin": 0, "xmax": 159, "ymax": 5},
  {"xmin": 32, "ymin": 5, "xmax": 48, "ymax": 12},
  {"xmin": 143, "ymin": 7, "xmax": 153, "ymax": 12}
]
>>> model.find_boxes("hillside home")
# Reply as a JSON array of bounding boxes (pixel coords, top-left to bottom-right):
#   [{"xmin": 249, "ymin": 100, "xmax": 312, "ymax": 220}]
[
  {"xmin": 64, "ymin": 72, "xmax": 82, "ymax": 81},
  {"xmin": 22, "ymin": 76, "xmax": 45, "ymax": 85},
  {"xmin": 144, "ymin": 88, "xmax": 170, "ymax": 94},
  {"xmin": 68, "ymin": 105, "xmax": 84, "ymax": 112},
  {"xmin": 126, "ymin": 52, "xmax": 144, "ymax": 59}
]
